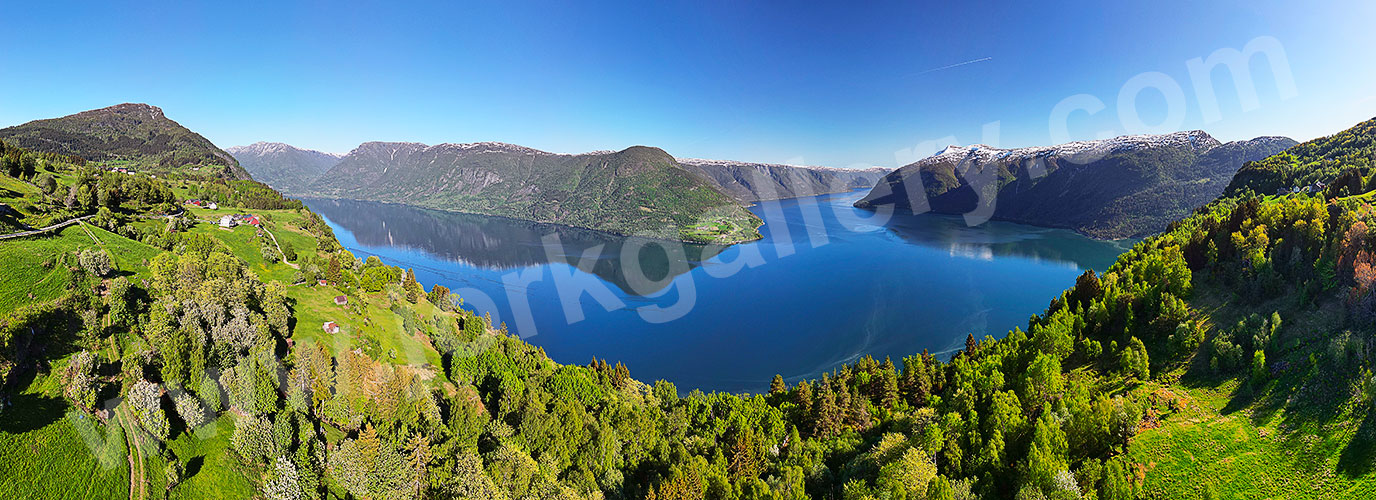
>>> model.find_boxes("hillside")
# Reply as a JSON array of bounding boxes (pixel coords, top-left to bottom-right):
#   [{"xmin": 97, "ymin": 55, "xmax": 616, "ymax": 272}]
[
  {"xmin": 854, "ymin": 131, "xmax": 1295, "ymax": 239},
  {"xmin": 1225, "ymin": 116, "xmax": 1376, "ymax": 197},
  {"xmin": 0, "ymin": 103, "xmax": 250, "ymax": 179},
  {"xmin": 678, "ymin": 158, "xmax": 891, "ymax": 202},
  {"xmin": 305, "ymin": 141, "xmax": 762, "ymax": 244},
  {"xmin": 227, "ymin": 142, "xmax": 341, "ymax": 195}
]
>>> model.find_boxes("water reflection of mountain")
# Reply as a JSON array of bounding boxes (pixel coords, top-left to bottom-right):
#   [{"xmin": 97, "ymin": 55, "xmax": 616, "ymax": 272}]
[
  {"xmin": 881, "ymin": 212, "xmax": 1133, "ymax": 272},
  {"xmin": 303, "ymin": 198, "xmax": 722, "ymax": 295}
]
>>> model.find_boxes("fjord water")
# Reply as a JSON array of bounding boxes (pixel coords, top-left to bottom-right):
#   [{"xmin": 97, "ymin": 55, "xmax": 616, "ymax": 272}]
[{"xmin": 306, "ymin": 190, "xmax": 1131, "ymax": 393}]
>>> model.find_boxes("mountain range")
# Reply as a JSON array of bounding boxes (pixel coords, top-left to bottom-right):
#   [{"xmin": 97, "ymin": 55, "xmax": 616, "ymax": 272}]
[
  {"xmin": 225, "ymin": 142, "xmax": 341, "ymax": 194},
  {"xmin": 676, "ymin": 159, "xmax": 890, "ymax": 202},
  {"xmin": 230, "ymin": 141, "xmax": 892, "ymax": 203},
  {"xmin": 0, "ymin": 103, "xmax": 1301, "ymax": 243},
  {"xmin": 301, "ymin": 141, "xmax": 763, "ymax": 244},
  {"xmin": 0, "ymin": 103, "xmax": 249, "ymax": 179},
  {"xmin": 229, "ymin": 140, "xmax": 896, "ymax": 244},
  {"xmin": 854, "ymin": 131, "xmax": 1296, "ymax": 239}
]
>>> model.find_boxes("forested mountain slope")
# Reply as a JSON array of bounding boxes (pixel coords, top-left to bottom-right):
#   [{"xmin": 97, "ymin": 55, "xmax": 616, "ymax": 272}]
[
  {"xmin": 855, "ymin": 132, "xmax": 1295, "ymax": 239},
  {"xmin": 305, "ymin": 141, "xmax": 762, "ymax": 244},
  {"xmin": 0, "ymin": 103, "xmax": 250, "ymax": 179},
  {"xmin": 227, "ymin": 142, "xmax": 341, "ymax": 195},
  {"xmin": 678, "ymin": 158, "xmax": 891, "ymax": 202},
  {"xmin": 1225, "ymin": 116, "xmax": 1376, "ymax": 198}
]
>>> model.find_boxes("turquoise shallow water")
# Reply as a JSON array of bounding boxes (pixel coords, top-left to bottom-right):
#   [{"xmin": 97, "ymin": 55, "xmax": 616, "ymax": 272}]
[{"xmin": 306, "ymin": 189, "xmax": 1132, "ymax": 393}]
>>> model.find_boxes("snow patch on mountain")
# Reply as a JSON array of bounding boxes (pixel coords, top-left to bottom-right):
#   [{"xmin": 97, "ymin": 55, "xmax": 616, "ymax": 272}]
[
  {"xmin": 229, "ymin": 141, "xmax": 343, "ymax": 158},
  {"xmin": 915, "ymin": 131, "xmax": 1221, "ymax": 168}
]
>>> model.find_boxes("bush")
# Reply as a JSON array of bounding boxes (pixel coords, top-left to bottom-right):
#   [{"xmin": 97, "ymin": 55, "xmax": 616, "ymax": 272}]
[
  {"xmin": 78, "ymin": 248, "xmax": 113, "ymax": 277},
  {"xmin": 1251, "ymin": 350, "xmax": 1268, "ymax": 388},
  {"xmin": 174, "ymin": 391, "xmax": 209, "ymax": 431},
  {"xmin": 260, "ymin": 244, "xmax": 279, "ymax": 263},
  {"xmin": 1211, "ymin": 332, "xmax": 1243, "ymax": 373},
  {"xmin": 1121, "ymin": 337, "xmax": 1150, "ymax": 380},
  {"xmin": 231, "ymin": 415, "xmax": 278, "ymax": 465}
]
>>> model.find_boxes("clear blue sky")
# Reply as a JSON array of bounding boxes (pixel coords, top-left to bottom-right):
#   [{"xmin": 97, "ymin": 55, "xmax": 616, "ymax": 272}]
[{"xmin": 2, "ymin": 1, "xmax": 1374, "ymax": 168}]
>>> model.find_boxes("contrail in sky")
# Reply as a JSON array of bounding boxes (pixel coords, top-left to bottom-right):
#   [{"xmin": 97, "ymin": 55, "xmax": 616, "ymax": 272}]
[{"xmin": 915, "ymin": 56, "xmax": 993, "ymax": 76}]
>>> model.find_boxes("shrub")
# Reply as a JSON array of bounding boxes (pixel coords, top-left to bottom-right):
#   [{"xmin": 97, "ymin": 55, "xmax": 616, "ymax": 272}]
[
  {"xmin": 129, "ymin": 379, "xmax": 170, "ymax": 441},
  {"xmin": 174, "ymin": 391, "xmax": 208, "ymax": 431},
  {"xmin": 78, "ymin": 248, "xmax": 113, "ymax": 277},
  {"xmin": 1251, "ymin": 350, "xmax": 1268, "ymax": 388},
  {"xmin": 260, "ymin": 244, "xmax": 279, "ymax": 263}
]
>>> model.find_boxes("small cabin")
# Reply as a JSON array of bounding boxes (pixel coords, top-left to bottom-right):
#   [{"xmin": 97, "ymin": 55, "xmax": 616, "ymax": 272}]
[
  {"xmin": 334, "ymin": 295, "xmax": 348, "ymax": 306},
  {"xmin": 322, "ymin": 321, "xmax": 340, "ymax": 334},
  {"xmin": 317, "ymin": 279, "xmax": 329, "ymax": 286}
]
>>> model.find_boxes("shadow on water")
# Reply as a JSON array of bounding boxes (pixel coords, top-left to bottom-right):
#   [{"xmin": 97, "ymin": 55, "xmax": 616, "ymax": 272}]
[
  {"xmin": 881, "ymin": 212, "xmax": 1137, "ymax": 271},
  {"xmin": 304, "ymin": 198, "xmax": 721, "ymax": 295}
]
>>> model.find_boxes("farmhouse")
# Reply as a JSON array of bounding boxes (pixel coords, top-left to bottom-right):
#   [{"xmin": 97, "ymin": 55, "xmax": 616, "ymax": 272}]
[
  {"xmin": 218, "ymin": 215, "xmax": 236, "ymax": 228},
  {"xmin": 334, "ymin": 295, "xmax": 348, "ymax": 306},
  {"xmin": 185, "ymin": 199, "xmax": 218, "ymax": 210},
  {"xmin": 322, "ymin": 321, "xmax": 340, "ymax": 334}
]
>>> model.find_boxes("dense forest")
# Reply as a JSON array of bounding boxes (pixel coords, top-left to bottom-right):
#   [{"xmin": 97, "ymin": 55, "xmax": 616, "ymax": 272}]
[{"xmin": 3, "ymin": 117, "xmax": 1376, "ymax": 499}]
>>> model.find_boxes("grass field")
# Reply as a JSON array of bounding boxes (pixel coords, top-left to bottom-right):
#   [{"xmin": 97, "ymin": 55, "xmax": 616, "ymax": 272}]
[
  {"xmin": 0, "ymin": 224, "xmax": 159, "ymax": 313},
  {"xmin": 164, "ymin": 417, "xmax": 255, "ymax": 499},
  {"xmin": 0, "ymin": 366, "xmax": 129, "ymax": 499},
  {"xmin": 1127, "ymin": 280, "xmax": 1376, "ymax": 498},
  {"xmin": 287, "ymin": 285, "xmax": 446, "ymax": 373}
]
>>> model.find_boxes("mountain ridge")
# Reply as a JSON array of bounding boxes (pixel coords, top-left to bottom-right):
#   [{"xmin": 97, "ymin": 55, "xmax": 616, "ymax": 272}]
[
  {"xmin": 0, "ymin": 103, "xmax": 250, "ymax": 179},
  {"xmin": 304, "ymin": 142, "xmax": 763, "ymax": 244},
  {"xmin": 228, "ymin": 142, "xmax": 344, "ymax": 195},
  {"xmin": 855, "ymin": 130, "xmax": 1297, "ymax": 238},
  {"xmin": 677, "ymin": 158, "xmax": 891, "ymax": 202}
]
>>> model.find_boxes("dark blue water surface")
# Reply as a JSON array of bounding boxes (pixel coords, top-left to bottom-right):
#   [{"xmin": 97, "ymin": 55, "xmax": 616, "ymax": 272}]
[{"xmin": 305, "ymin": 190, "xmax": 1132, "ymax": 393}]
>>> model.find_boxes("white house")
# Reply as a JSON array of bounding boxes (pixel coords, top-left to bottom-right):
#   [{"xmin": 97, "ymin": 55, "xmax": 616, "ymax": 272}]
[{"xmin": 219, "ymin": 215, "xmax": 236, "ymax": 228}]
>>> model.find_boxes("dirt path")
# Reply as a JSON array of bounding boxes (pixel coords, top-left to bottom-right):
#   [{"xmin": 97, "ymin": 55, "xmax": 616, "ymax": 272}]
[
  {"xmin": 118, "ymin": 408, "xmax": 148, "ymax": 500},
  {"xmin": 261, "ymin": 225, "xmax": 299, "ymax": 269},
  {"xmin": 75, "ymin": 219, "xmax": 102, "ymax": 245},
  {"xmin": 0, "ymin": 214, "xmax": 94, "ymax": 240}
]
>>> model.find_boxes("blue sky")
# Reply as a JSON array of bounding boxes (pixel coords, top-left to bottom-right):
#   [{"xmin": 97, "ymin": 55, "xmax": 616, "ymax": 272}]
[{"xmin": 2, "ymin": 1, "xmax": 1374, "ymax": 168}]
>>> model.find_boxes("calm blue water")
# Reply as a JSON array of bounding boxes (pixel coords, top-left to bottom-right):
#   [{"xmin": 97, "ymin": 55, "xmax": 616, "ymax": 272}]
[{"xmin": 305, "ymin": 190, "xmax": 1132, "ymax": 393}]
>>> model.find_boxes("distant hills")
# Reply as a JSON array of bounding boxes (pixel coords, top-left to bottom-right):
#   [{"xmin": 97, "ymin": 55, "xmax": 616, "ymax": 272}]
[
  {"xmin": 226, "ymin": 142, "xmax": 341, "ymax": 195},
  {"xmin": 678, "ymin": 158, "xmax": 890, "ymax": 202},
  {"xmin": 855, "ymin": 131, "xmax": 1296, "ymax": 239},
  {"xmin": 301, "ymin": 142, "xmax": 762, "ymax": 244},
  {"xmin": 231, "ymin": 140, "xmax": 891, "ymax": 204},
  {"xmin": 0, "ymin": 103, "xmax": 249, "ymax": 179},
  {"xmin": 231, "ymin": 139, "xmax": 894, "ymax": 243}
]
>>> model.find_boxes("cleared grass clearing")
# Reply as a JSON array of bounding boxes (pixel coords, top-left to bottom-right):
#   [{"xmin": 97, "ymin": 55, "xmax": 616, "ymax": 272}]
[
  {"xmin": 0, "ymin": 371, "xmax": 128, "ymax": 499},
  {"xmin": 1128, "ymin": 280, "xmax": 1376, "ymax": 498},
  {"xmin": 165, "ymin": 417, "xmax": 255, "ymax": 499},
  {"xmin": 287, "ymin": 286, "xmax": 445, "ymax": 372}
]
